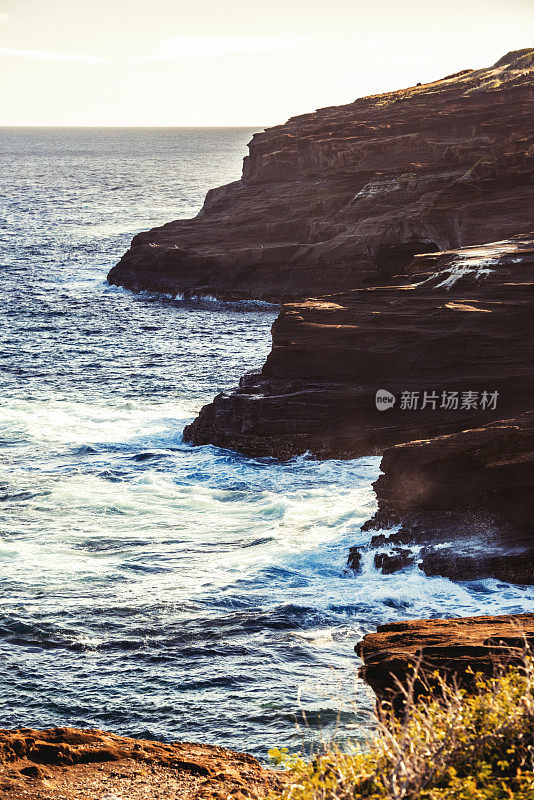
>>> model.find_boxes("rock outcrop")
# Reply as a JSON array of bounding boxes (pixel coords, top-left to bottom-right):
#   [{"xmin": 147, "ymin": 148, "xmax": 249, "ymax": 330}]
[
  {"xmin": 108, "ymin": 50, "xmax": 534, "ymax": 301},
  {"xmin": 355, "ymin": 412, "xmax": 534, "ymax": 584},
  {"xmin": 0, "ymin": 727, "xmax": 280, "ymax": 800},
  {"xmin": 356, "ymin": 613, "xmax": 534, "ymax": 708},
  {"xmin": 110, "ymin": 49, "xmax": 534, "ymax": 587},
  {"xmin": 184, "ymin": 233, "xmax": 534, "ymax": 459}
]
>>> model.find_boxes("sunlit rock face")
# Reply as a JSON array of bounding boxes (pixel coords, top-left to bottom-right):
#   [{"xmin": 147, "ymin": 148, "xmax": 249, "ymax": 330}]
[
  {"xmin": 356, "ymin": 613, "xmax": 534, "ymax": 709},
  {"xmin": 0, "ymin": 727, "xmax": 280, "ymax": 799},
  {"xmin": 108, "ymin": 49, "xmax": 534, "ymax": 301}
]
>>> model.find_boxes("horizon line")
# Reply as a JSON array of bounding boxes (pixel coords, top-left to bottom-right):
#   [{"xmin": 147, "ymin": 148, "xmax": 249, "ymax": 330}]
[{"xmin": 0, "ymin": 123, "xmax": 268, "ymax": 129}]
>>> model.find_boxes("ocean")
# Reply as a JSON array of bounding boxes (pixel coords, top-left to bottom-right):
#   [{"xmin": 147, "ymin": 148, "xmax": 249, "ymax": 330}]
[{"xmin": 1, "ymin": 127, "xmax": 533, "ymax": 758}]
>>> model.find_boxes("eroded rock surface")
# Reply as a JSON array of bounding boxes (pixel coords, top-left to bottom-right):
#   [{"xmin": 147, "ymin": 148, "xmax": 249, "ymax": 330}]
[
  {"xmin": 185, "ymin": 232, "xmax": 534, "ymax": 584},
  {"xmin": 0, "ymin": 727, "xmax": 280, "ymax": 800},
  {"xmin": 356, "ymin": 613, "xmax": 534, "ymax": 708},
  {"xmin": 108, "ymin": 50, "xmax": 534, "ymax": 301},
  {"xmin": 184, "ymin": 233, "xmax": 534, "ymax": 461}
]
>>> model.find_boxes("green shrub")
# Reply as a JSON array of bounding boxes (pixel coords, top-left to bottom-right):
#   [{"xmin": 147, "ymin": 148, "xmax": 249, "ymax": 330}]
[{"xmin": 270, "ymin": 656, "xmax": 534, "ymax": 799}]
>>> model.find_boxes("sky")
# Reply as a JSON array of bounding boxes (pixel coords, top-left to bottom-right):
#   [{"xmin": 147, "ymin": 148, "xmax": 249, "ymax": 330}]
[{"xmin": 0, "ymin": 0, "xmax": 532, "ymax": 126}]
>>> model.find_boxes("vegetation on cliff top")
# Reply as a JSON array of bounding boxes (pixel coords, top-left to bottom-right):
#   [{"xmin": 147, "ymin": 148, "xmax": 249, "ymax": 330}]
[{"xmin": 270, "ymin": 655, "xmax": 534, "ymax": 800}]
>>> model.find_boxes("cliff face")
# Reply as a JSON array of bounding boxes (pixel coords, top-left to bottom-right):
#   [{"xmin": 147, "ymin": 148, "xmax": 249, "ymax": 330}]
[
  {"xmin": 355, "ymin": 412, "xmax": 534, "ymax": 584},
  {"xmin": 108, "ymin": 50, "xmax": 534, "ymax": 301},
  {"xmin": 110, "ymin": 49, "xmax": 534, "ymax": 587},
  {"xmin": 356, "ymin": 613, "xmax": 534, "ymax": 709},
  {"xmin": 183, "ymin": 233, "xmax": 534, "ymax": 459}
]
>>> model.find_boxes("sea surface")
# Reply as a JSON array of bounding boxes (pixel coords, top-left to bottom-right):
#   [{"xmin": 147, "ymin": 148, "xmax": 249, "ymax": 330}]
[{"xmin": 1, "ymin": 128, "xmax": 533, "ymax": 759}]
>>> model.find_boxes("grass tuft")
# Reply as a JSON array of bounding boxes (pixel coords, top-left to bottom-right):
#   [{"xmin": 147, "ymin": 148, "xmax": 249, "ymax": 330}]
[{"xmin": 270, "ymin": 652, "xmax": 534, "ymax": 799}]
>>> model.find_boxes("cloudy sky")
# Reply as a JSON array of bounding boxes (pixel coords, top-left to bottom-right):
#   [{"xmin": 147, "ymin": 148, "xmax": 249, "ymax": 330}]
[{"xmin": 0, "ymin": 0, "xmax": 532, "ymax": 126}]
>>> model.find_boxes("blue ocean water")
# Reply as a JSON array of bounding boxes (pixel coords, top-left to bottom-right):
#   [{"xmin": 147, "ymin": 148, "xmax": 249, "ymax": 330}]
[{"xmin": 1, "ymin": 127, "xmax": 533, "ymax": 758}]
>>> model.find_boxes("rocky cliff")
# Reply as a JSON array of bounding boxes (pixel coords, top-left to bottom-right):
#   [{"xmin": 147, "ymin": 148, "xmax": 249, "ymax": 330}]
[
  {"xmin": 110, "ymin": 49, "xmax": 534, "ymax": 588},
  {"xmin": 184, "ymin": 233, "xmax": 534, "ymax": 459},
  {"xmin": 108, "ymin": 50, "xmax": 534, "ymax": 301},
  {"xmin": 356, "ymin": 613, "xmax": 534, "ymax": 709},
  {"xmin": 353, "ymin": 411, "xmax": 534, "ymax": 584}
]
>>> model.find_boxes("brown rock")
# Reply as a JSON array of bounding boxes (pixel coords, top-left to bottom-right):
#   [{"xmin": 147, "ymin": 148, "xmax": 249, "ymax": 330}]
[
  {"xmin": 184, "ymin": 233, "xmax": 534, "ymax": 462},
  {"xmin": 184, "ymin": 233, "xmax": 534, "ymax": 584},
  {"xmin": 108, "ymin": 50, "xmax": 534, "ymax": 301},
  {"xmin": 355, "ymin": 613, "xmax": 534, "ymax": 709},
  {"xmin": 0, "ymin": 727, "xmax": 281, "ymax": 800},
  {"xmin": 18, "ymin": 766, "xmax": 48, "ymax": 779}
]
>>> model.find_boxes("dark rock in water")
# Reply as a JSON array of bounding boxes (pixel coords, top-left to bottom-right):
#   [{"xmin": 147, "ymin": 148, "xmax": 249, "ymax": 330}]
[
  {"xmin": 350, "ymin": 543, "xmax": 416, "ymax": 576},
  {"xmin": 0, "ymin": 727, "xmax": 280, "ymax": 799},
  {"xmin": 356, "ymin": 613, "xmax": 534, "ymax": 709},
  {"xmin": 374, "ymin": 548, "xmax": 415, "ymax": 574},
  {"xmin": 420, "ymin": 549, "xmax": 534, "ymax": 584},
  {"xmin": 347, "ymin": 546, "xmax": 362, "ymax": 572},
  {"xmin": 108, "ymin": 51, "xmax": 534, "ymax": 302}
]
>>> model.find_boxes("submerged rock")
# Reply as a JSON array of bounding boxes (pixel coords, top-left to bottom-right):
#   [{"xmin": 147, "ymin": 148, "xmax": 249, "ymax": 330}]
[
  {"xmin": 108, "ymin": 51, "xmax": 534, "ymax": 302},
  {"xmin": 356, "ymin": 612, "xmax": 534, "ymax": 709}
]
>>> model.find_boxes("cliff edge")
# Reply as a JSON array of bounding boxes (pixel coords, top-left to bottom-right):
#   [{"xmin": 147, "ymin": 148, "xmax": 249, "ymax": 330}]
[
  {"xmin": 356, "ymin": 613, "xmax": 534, "ymax": 708},
  {"xmin": 184, "ymin": 232, "xmax": 534, "ymax": 583},
  {"xmin": 108, "ymin": 50, "xmax": 534, "ymax": 301}
]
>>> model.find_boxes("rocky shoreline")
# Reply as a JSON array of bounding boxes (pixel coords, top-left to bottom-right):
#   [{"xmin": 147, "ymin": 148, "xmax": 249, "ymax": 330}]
[
  {"xmin": 2, "ymin": 613, "xmax": 533, "ymax": 798},
  {"xmin": 0, "ymin": 728, "xmax": 281, "ymax": 799},
  {"xmin": 45, "ymin": 46, "xmax": 534, "ymax": 799},
  {"xmin": 184, "ymin": 232, "xmax": 534, "ymax": 584},
  {"xmin": 108, "ymin": 49, "xmax": 534, "ymax": 587},
  {"xmin": 351, "ymin": 410, "xmax": 534, "ymax": 584},
  {"xmin": 356, "ymin": 612, "xmax": 534, "ymax": 710}
]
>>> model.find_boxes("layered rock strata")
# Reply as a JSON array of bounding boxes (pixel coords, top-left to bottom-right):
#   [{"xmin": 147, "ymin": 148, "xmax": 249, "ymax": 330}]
[
  {"xmin": 184, "ymin": 233, "xmax": 534, "ymax": 460},
  {"xmin": 110, "ymin": 50, "xmax": 534, "ymax": 588},
  {"xmin": 108, "ymin": 50, "xmax": 534, "ymax": 301},
  {"xmin": 356, "ymin": 613, "xmax": 534, "ymax": 708},
  {"xmin": 185, "ymin": 233, "xmax": 534, "ymax": 584},
  {"xmin": 0, "ymin": 727, "xmax": 280, "ymax": 800}
]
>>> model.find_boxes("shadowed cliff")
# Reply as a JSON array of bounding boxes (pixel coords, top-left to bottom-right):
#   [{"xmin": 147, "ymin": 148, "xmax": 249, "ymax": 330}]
[
  {"xmin": 184, "ymin": 233, "xmax": 534, "ymax": 459},
  {"xmin": 111, "ymin": 49, "xmax": 534, "ymax": 586},
  {"xmin": 108, "ymin": 49, "xmax": 534, "ymax": 301}
]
